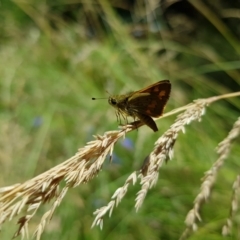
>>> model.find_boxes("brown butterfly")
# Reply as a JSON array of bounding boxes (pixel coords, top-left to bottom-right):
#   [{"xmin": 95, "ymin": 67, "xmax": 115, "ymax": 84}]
[{"xmin": 107, "ymin": 80, "xmax": 171, "ymax": 132}]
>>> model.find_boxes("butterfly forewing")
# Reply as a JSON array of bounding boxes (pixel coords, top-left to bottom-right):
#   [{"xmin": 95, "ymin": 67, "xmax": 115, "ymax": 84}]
[{"xmin": 128, "ymin": 80, "xmax": 171, "ymax": 118}]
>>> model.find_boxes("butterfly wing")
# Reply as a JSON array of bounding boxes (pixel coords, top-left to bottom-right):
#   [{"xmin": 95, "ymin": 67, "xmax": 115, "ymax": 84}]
[{"xmin": 128, "ymin": 80, "xmax": 171, "ymax": 117}]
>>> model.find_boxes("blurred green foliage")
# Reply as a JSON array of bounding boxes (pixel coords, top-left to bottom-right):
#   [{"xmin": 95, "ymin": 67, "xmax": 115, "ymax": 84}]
[{"xmin": 0, "ymin": 0, "xmax": 240, "ymax": 239}]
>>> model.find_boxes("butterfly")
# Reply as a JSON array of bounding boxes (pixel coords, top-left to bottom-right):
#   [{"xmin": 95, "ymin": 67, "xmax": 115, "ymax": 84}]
[{"xmin": 107, "ymin": 80, "xmax": 171, "ymax": 132}]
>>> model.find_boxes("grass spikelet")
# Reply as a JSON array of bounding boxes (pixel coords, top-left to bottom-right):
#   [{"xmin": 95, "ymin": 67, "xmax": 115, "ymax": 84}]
[
  {"xmin": 0, "ymin": 92, "xmax": 240, "ymax": 239},
  {"xmin": 181, "ymin": 116, "xmax": 240, "ymax": 240}
]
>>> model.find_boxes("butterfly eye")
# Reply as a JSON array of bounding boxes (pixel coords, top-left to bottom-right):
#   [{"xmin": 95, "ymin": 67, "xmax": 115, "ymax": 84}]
[{"xmin": 110, "ymin": 98, "xmax": 117, "ymax": 105}]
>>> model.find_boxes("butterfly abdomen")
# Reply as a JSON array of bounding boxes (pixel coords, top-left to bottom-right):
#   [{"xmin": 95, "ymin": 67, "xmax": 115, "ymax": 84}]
[{"xmin": 135, "ymin": 113, "xmax": 158, "ymax": 132}]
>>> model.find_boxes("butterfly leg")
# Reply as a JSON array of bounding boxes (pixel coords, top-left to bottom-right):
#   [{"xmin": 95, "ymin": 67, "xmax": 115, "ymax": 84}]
[
  {"xmin": 132, "ymin": 116, "xmax": 140, "ymax": 131},
  {"xmin": 115, "ymin": 111, "xmax": 121, "ymax": 124},
  {"xmin": 116, "ymin": 111, "xmax": 129, "ymax": 126}
]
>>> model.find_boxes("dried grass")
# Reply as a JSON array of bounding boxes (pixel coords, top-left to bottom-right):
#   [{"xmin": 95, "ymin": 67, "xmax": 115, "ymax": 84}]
[
  {"xmin": 180, "ymin": 116, "xmax": 240, "ymax": 240},
  {"xmin": 0, "ymin": 91, "xmax": 240, "ymax": 239}
]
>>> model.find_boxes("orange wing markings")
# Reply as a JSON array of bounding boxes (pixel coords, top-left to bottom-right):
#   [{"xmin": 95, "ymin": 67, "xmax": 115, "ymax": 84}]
[
  {"xmin": 153, "ymin": 86, "xmax": 160, "ymax": 92},
  {"xmin": 148, "ymin": 100, "xmax": 157, "ymax": 109},
  {"xmin": 145, "ymin": 109, "xmax": 152, "ymax": 115},
  {"xmin": 158, "ymin": 90, "xmax": 166, "ymax": 99}
]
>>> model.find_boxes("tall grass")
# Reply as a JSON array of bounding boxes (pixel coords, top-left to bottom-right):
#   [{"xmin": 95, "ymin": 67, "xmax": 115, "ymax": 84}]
[{"xmin": 0, "ymin": 1, "xmax": 240, "ymax": 239}]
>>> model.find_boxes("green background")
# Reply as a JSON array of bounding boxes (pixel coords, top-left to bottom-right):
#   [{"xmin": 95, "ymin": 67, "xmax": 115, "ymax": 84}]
[{"xmin": 0, "ymin": 1, "xmax": 240, "ymax": 239}]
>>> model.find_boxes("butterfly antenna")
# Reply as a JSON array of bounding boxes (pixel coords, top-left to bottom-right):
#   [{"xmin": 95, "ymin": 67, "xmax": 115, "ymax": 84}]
[
  {"xmin": 92, "ymin": 97, "xmax": 107, "ymax": 100},
  {"xmin": 92, "ymin": 90, "xmax": 111, "ymax": 100}
]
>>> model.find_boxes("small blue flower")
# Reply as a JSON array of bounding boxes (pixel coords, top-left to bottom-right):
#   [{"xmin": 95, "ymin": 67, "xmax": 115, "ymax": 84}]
[
  {"xmin": 121, "ymin": 138, "xmax": 134, "ymax": 150},
  {"xmin": 32, "ymin": 116, "xmax": 43, "ymax": 128}
]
